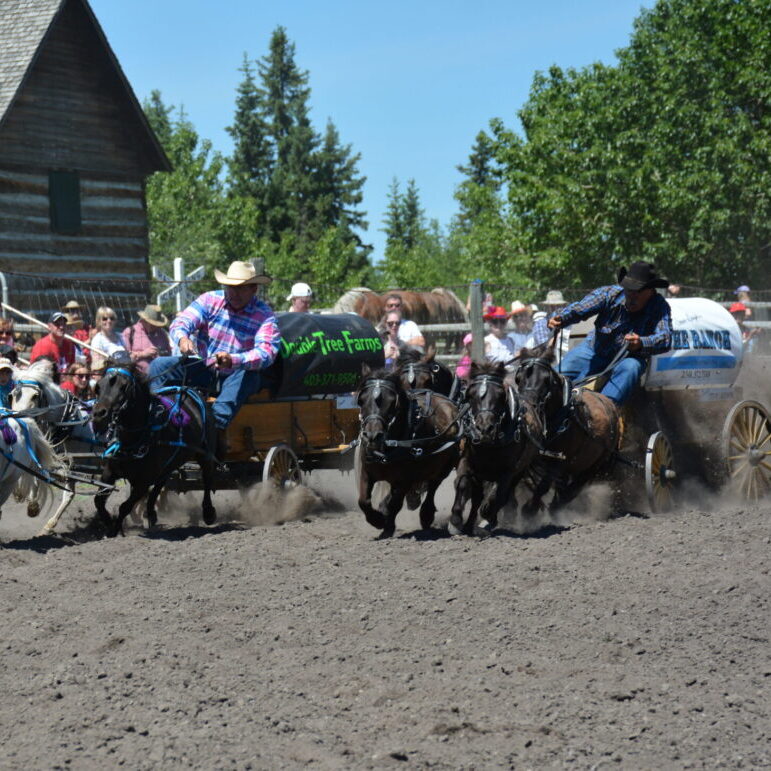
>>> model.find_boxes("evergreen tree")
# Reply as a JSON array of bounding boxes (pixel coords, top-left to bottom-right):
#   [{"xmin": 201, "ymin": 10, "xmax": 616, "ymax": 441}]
[{"xmin": 226, "ymin": 54, "xmax": 272, "ymax": 209}]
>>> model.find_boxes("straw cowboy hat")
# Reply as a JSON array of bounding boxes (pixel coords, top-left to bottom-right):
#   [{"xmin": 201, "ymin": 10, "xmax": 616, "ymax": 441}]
[
  {"xmin": 617, "ymin": 261, "xmax": 669, "ymax": 291},
  {"xmin": 61, "ymin": 300, "xmax": 81, "ymax": 311},
  {"xmin": 214, "ymin": 260, "xmax": 272, "ymax": 286},
  {"xmin": 509, "ymin": 300, "xmax": 529, "ymax": 316},
  {"xmin": 542, "ymin": 290, "xmax": 566, "ymax": 306},
  {"xmin": 138, "ymin": 304, "xmax": 168, "ymax": 327}
]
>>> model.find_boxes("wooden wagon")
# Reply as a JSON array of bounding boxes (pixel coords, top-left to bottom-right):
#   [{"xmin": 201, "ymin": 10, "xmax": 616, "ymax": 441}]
[{"xmin": 601, "ymin": 298, "xmax": 771, "ymax": 512}]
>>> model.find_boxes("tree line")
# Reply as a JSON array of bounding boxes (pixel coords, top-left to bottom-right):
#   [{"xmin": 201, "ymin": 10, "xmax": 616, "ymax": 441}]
[{"xmin": 145, "ymin": 0, "xmax": 771, "ymax": 308}]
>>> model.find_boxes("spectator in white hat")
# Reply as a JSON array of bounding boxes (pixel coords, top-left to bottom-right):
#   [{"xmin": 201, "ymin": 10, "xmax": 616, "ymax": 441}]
[{"xmin": 287, "ymin": 282, "xmax": 313, "ymax": 313}]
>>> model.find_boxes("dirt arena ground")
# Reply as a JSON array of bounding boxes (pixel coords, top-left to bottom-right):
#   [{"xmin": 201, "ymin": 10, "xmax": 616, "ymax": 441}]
[{"xmin": 1, "ymin": 463, "xmax": 769, "ymax": 769}]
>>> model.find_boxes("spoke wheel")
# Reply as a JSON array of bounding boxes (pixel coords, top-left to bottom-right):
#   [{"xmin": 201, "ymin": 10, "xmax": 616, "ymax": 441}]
[
  {"xmin": 645, "ymin": 431, "xmax": 677, "ymax": 513},
  {"xmin": 262, "ymin": 444, "xmax": 302, "ymax": 489},
  {"xmin": 721, "ymin": 400, "xmax": 771, "ymax": 503}
]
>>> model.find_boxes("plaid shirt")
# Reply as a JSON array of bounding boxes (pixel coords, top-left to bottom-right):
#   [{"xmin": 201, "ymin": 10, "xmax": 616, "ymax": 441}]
[
  {"xmin": 170, "ymin": 290, "xmax": 280, "ymax": 371},
  {"xmin": 557, "ymin": 285, "xmax": 672, "ymax": 357}
]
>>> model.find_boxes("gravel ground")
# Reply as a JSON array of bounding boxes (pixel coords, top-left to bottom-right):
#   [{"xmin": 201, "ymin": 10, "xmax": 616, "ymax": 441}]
[{"xmin": 0, "ymin": 468, "xmax": 769, "ymax": 769}]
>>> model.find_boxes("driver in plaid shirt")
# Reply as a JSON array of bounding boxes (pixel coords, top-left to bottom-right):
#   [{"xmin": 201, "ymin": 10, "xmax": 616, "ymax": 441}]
[
  {"xmin": 149, "ymin": 261, "xmax": 280, "ymax": 431},
  {"xmin": 548, "ymin": 261, "xmax": 672, "ymax": 405}
]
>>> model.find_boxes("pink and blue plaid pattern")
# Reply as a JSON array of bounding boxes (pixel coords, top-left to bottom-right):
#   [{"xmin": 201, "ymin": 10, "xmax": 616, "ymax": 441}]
[{"xmin": 170, "ymin": 290, "xmax": 280, "ymax": 371}]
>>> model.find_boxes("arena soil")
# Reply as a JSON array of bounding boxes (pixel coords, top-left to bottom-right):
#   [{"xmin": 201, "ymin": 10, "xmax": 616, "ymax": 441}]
[{"xmin": 0, "ymin": 364, "xmax": 768, "ymax": 769}]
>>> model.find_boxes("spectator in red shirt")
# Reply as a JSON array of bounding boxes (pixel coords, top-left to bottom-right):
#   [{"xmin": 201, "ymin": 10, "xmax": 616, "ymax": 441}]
[{"xmin": 30, "ymin": 312, "xmax": 76, "ymax": 373}]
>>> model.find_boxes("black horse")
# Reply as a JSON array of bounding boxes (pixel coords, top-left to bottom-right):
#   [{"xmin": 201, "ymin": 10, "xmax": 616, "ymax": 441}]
[
  {"xmin": 356, "ymin": 365, "xmax": 460, "ymax": 538},
  {"xmin": 450, "ymin": 361, "xmax": 539, "ymax": 537},
  {"xmin": 513, "ymin": 347, "xmax": 620, "ymax": 516},
  {"xmin": 91, "ymin": 362, "xmax": 218, "ymax": 536}
]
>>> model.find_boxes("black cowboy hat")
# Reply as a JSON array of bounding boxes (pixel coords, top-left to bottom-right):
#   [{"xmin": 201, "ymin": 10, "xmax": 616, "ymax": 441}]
[{"xmin": 617, "ymin": 261, "xmax": 669, "ymax": 291}]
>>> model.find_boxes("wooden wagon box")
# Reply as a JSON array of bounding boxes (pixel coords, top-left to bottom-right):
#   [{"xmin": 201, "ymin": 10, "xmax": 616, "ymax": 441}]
[{"xmin": 223, "ymin": 390, "xmax": 359, "ymax": 464}]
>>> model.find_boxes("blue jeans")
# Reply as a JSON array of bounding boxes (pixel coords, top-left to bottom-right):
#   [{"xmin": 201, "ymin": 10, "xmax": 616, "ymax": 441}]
[
  {"xmin": 558, "ymin": 341, "xmax": 645, "ymax": 405},
  {"xmin": 148, "ymin": 356, "xmax": 262, "ymax": 429}
]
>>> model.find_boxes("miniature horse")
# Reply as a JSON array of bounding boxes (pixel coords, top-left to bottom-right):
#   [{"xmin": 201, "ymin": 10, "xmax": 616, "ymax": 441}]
[
  {"xmin": 450, "ymin": 361, "xmax": 539, "ymax": 537},
  {"xmin": 91, "ymin": 362, "xmax": 218, "ymax": 536},
  {"xmin": 356, "ymin": 364, "xmax": 460, "ymax": 538},
  {"xmin": 513, "ymin": 346, "xmax": 620, "ymax": 515},
  {"xmin": 397, "ymin": 346, "xmax": 456, "ymax": 397}
]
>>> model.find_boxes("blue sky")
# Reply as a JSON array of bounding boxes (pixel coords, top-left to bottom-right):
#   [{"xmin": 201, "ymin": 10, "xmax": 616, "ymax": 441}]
[{"xmin": 91, "ymin": 0, "xmax": 650, "ymax": 261}]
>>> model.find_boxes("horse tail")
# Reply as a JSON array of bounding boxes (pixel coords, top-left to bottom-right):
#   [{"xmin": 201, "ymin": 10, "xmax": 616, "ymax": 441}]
[
  {"xmin": 11, "ymin": 419, "xmax": 67, "ymax": 515},
  {"xmin": 430, "ymin": 288, "xmax": 468, "ymax": 322}
]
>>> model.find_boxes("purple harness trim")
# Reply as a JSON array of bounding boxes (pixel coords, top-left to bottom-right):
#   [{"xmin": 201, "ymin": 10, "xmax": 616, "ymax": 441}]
[
  {"xmin": 0, "ymin": 419, "xmax": 17, "ymax": 446},
  {"xmin": 158, "ymin": 396, "xmax": 192, "ymax": 428}
]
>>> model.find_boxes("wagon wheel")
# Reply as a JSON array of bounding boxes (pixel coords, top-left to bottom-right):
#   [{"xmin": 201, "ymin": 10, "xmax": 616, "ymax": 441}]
[
  {"xmin": 645, "ymin": 431, "xmax": 677, "ymax": 513},
  {"xmin": 262, "ymin": 444, "xmax": 302, "ymax": 489},
  {"xmin": 721, "ymin": 400, "xmax": 771, "ymax": 503}
]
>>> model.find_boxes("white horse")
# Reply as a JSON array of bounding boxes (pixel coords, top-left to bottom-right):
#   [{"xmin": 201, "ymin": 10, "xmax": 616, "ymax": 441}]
[
  {"xmin": 0, "ymin": 415, "xmax": 66, "ymax": 529},
  {"xmin": 10, "ymin": 360, "xmax": 94, "ymax": 533}
]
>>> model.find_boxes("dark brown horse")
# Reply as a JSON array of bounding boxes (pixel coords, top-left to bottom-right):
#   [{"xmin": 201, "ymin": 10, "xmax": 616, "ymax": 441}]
[
  {"xmin": 356, "ymin": 365, "xmax": 460, "ymax": 538},
  {"xmin": 91, "ymin": 362, "xmax": 218, "ymax": 536},
  {"xmin": 450, "ymin": 361, "xmax": 539, "ymax": 537},
  {"xmin": 513, "ymin": 347, "xmax": 620, "ymax": 515},
  {"xmin": 397, "ymin": 346, "xmax": 456, "ymax": 397}
]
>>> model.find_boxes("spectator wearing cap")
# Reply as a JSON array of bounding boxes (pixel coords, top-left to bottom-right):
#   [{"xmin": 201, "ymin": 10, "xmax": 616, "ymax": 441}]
[
  {"xmin": 508, "ymin": 300, "xmax": 532, "ymax": 356},
  {"xmin": 287, "ymin": 283, "xmax": 313, "ymax": 313},
  {"xmin": 0, "ymin": 357, "xmax": 14, "ymax": 407},
  {"xmin": 30, "ymin": 312, "xmax": 76, "ymax": 373},
  {"xmin": 734, "ymin": 285, "xmax": 752, "ymax": 318},
  {"xmin": 484, "ymin": 306, "xmax": 517, "ymax": 364},
  {"xmin": 122, "ymin": 305, "xmax": 172, "ymax": 373},
  {"xmin": 729, "ymin": 302, "xmax": 760, "ymax": 352},
  {"xmin": 381, "ymin": 294, "xmax": 425, "ymax": 350}
]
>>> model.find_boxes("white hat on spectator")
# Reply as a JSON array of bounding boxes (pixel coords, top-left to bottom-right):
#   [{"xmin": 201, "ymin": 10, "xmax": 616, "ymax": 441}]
[
  {"xmin": 287, "ymin": 282, "xmax": 313, "ymax": 301},
  {"xmin": 510, "ymin": 300, "xmax": 529, "ymax": 316},
  {"xmin": 0, "ymin": 357, "xmax": 13, "ymax": 371},
  {"xmin": 542, "ymin": 290, "xmax": 566, "ymax": 306}
]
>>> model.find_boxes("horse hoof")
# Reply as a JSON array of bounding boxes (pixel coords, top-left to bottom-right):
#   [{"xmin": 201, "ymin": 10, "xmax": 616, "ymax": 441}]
[
  {"xmin": 27, "ymin": 502, "xmax": 41, "ymax": 518},
  {"xmin": 474, "ymin": 521, "xmax": 494, "ymax": 539},
  {"xmin": 376, "ymin": 529, "xmax": 395, "ymax": 540},
  {"xmin": 447, "ymin": 521, "xmax": 463, "ymax": 536},
  {"xmin": 203, "ymin": 508, "xmax": 217, "ymax": 526}
]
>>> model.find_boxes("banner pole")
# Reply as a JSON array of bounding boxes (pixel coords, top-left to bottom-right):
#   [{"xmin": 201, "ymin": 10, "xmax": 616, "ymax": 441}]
[{"xmin": 1, "ymin": 302, "xmax": 102, "ymax": 356}]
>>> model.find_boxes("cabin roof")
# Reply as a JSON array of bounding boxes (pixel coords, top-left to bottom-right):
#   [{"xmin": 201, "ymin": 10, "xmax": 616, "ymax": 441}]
[{"xmin": 0, "ymin": 0, "xmax": 170, "ymax": 172}]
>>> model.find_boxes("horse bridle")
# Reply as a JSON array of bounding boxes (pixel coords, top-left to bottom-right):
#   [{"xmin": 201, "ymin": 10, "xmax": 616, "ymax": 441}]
[
  {"xmin": 467, "ymin": 374, "xmax": 521, "ymax": 444},
  {"xmin": 358, "ymin": 377, "xmax": 403, "ymax": 435}
]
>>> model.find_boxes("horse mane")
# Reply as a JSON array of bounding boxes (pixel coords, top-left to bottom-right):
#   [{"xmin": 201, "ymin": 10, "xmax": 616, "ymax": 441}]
[
  {"xmin": 469, "ymin": 360, "xmax": 506, "ymax": 379},
  {"xmin": 517, "ymin": 344, "xmax": 555, "ymax": 364},
  {"xmin": 104, "ymin": 358, "xmax": 150, "ymax": 390},
  {"xmin": 15, "ymin": 359, "xmax": 67, "ymax": 400},
  {"xmin": 357, "ymin": 365, "xmax": 403, "ymax": 392}
]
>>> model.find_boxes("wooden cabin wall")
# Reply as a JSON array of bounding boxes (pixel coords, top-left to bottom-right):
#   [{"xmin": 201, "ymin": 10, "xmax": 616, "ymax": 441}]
[{"xmin": 0, "ymin": 0, "xmax": 157, "ymax": 175}]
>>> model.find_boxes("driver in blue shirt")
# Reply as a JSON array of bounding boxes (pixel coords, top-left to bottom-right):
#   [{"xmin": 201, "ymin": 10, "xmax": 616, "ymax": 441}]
[{"xmin": 547, "ymin": 261, "xmax": 673, "ymax": 405}]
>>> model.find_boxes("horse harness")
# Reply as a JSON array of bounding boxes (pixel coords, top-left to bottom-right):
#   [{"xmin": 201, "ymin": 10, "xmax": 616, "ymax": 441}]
[
  {"xmin": 466, "ymin": 373, "xmax": 527, "ymax": 447},
  {"xmin": 356, "ymin": 378, "xmax": 466, "ymax": 462},
  {"xmin": 102, "ymin": 368, "xmax": 210, "ymax": 467}
]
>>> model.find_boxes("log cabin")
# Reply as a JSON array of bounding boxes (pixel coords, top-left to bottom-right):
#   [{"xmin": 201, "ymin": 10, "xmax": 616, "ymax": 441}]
[{"xmin": 0, "ymin": 0, "xmax": 170, "ymax": 319}]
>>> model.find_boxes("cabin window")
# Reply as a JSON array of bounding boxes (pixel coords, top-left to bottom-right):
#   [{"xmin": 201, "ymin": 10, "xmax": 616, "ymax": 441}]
[{"xmin": 49, "ymin": 171, "xmax": 81, "ymax": 234}]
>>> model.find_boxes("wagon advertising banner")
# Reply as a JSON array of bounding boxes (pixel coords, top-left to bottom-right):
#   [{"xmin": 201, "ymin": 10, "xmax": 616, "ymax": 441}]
[
  {"xmin": 645, "ymin": 298, "xmax": 743, "ymax": 390},
  {"xmin": 274, "ymin": 312, "xmax": 384, "ymax": 397}
]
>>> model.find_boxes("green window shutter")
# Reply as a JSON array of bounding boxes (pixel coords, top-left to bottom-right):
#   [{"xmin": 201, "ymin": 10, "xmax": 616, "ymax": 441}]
[{"xmin": 49, "ymin": 171, "xmax": 81, "ymax": 234}]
